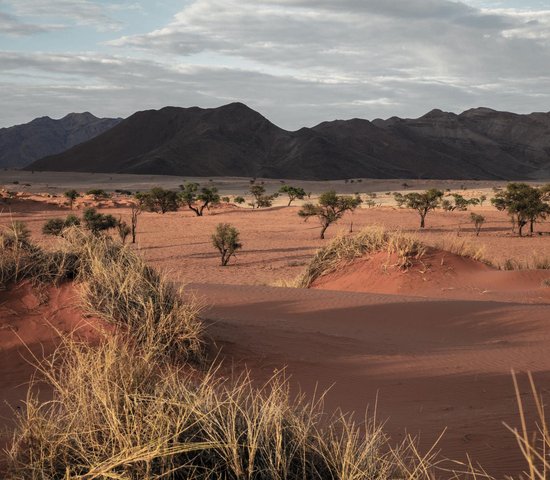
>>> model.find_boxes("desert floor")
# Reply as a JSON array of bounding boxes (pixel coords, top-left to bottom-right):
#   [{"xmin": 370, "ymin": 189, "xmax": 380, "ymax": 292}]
[{"xmin": 2, "ymin": 171, "xmax": 550, "ymax": 477}]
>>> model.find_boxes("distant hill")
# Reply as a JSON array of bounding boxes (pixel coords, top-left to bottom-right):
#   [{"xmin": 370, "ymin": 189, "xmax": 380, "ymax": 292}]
[
  {"xmin": 0, "ymin": 112, "xmax": 122, "ymax": 169},
  {"xmin": 27, "ymin": 103, "xmax": 550, "ymax": 180}
]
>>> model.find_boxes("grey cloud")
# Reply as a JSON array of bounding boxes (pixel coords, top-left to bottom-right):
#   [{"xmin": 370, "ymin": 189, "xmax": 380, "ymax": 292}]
[
  {"xmin": 0, "ymin": 10, "xmax": 58, "ymax": 35},
  {"xmin": 5, "ymin": 0, "xmax": 123, "ymax": 31}
]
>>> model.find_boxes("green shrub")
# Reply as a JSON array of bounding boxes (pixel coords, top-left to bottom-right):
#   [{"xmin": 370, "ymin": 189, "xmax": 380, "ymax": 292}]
[{"xmin": 212, "ymin": 223, "xmax": 242, "ymax": 266}]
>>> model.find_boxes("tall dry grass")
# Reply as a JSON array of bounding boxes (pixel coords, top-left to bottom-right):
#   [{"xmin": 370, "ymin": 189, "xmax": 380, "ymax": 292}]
[
  {"xmin": 5, "ymin": 334, "xmax": 440, "ymax": 480},
  {"xmin": 0, "ymin": 221, "xmax": 79, "ymax": 289},
  {"xmin": 298, "ymin": 227, "xmax": 426, "ymax": 288},
  {"xmin": 63, "ymin": 227, "xmax": 204, "ymax": 362}
]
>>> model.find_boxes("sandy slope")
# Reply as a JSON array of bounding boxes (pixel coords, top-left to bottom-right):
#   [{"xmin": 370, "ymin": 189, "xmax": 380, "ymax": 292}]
[{"xmin": 190, "ymin": 283, "xmax": 550, "ymax": 477}]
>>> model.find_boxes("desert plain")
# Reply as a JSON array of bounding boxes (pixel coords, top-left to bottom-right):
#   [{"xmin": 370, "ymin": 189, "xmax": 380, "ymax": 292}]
[{"xmin": 2, "ymin": 170, "xmax": 550, "ymax": 477}]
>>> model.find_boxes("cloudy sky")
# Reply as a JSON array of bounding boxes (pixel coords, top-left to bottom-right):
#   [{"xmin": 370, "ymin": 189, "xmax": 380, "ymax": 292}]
[{"xmin": 1, "ymin": 0, "xmax": 549, "ymax": 129}]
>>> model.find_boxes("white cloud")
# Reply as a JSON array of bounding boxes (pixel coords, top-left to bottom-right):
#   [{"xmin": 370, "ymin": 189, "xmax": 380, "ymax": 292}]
[{"xmin": 1, "ymin": 0, "xmax": 550, "ymax": 127}]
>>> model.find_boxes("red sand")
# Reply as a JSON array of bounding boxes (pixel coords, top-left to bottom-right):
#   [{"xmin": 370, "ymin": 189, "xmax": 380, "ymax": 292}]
[
  {"xmin": 190, "ymin": 283, "xmax": 550, "ymax": 477},
  {"xmin": 2, "ymin": 179, "xmax": 550, "ymax": 477},
  {"xmin": 0, "ymin": 283, "xmax": 104, "ymax": 434}
]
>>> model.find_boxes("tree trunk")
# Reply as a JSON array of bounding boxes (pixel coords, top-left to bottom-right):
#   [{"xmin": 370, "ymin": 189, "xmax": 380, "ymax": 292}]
[
  {"xmin": 320, "ymin": 223, "xmax": 329, "ymax": 239},
  {"xmin": 530, "ymin": 220, "xmax": 535, "ymax": 235},
  {"xmin": 420, "ymin": 214, "xmax": 425, "ymax": 228}
]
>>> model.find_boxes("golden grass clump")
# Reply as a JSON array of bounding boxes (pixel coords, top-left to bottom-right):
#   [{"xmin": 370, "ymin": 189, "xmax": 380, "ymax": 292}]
[
  {"xmin": 0, "ymin": 221, "xmax": 79, "ymax": 289},
  {"xmin": 298, "ymin": 227, "xmax": 426, "ymax": 288},
  {"xmin": 430, "ymin": 235, "xmax": 489, "ymax": 264},
  {"xmin": 6, "ymin": 335, "xmax": 434, "ymax": 480},
  {"xmin": 62, "ymin": 227, "xmax": 204, "ymax": 362}
]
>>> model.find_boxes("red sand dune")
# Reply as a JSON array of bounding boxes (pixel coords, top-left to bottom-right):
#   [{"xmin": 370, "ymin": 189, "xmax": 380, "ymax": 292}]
[
  {"xmin": 0, "ymin": 283, "xmax": 104, "ymax": 445},
  {"xmin": 312, "ymin": 248, "xmax": 550, "ymax": 303},
  {"xmin": 190, "ymin": 282, "xmax": 550, "ymax": 478}
]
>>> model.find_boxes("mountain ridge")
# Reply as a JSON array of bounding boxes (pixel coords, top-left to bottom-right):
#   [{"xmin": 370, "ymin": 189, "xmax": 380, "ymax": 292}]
[
  {"xmin": 0, "ymin": 113, "xmax": 122, "ymax": 169},
  {"xmin": 25, "ymin": 103, "xmax": 550, "ymax": 180}
]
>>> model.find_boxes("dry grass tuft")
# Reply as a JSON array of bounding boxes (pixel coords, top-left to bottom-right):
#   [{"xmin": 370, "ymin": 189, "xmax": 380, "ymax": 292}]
[
  {"xmin": 6, "ymin": 335, "xmax": 435, "ymax": 480},
  {"xmin": 430, "ymin": 235, "xmax": 489, "ymax": 265},
  {"xmin": 62, "ymin": 228, "xmax": 204, "ymax": 362},
  {"xmin": 298, "ymin": 227, "xmax": 426, "ymax": 288},
  {"xmin": 0, "ymin": 221, "xmax": 79, "ymax": 289}
]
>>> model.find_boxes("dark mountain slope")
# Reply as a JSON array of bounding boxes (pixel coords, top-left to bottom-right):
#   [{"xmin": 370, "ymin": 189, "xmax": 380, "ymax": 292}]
[
  {"xmin": 0, "ymin": 113, "xmax": 122, "ymax": 169},
  {"xmin": 27, "ymin": 104, "xmax": 550, "ymax": 180}
]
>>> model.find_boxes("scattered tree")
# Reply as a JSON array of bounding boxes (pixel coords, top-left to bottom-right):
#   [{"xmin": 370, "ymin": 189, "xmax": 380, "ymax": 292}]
[
  {"xmin": 178, "ymin": 183, "xmax": 220, "ymax": 216},
  {"xmin": 279, "ymin": 185, "xmax": 306, "ymax": 206},
  {"xmin": 82, "ymin": 208, "xmax": 117, "ymax": 234},
  {"xmin": 402, "ymin": 189, "xmax": 444, "ymax": 228},
  {"xmin": 249, "ymin": 184, "xmax": 276, "ymax": 208},
  {"xmin": 212, "ymin": 223, "xmax": 242, "ymax": 266},
  {"xmin": 492, "ymin": 183, "xmax": 549, "ymax": 236},
  {"xmin": 136, "ymin": 188, "xmax": 179, "ymax": 214},
  {"xmin": 298, "ymin": 191, "xmax": 362, "ymax": 239},
  {"xmin": 478, "ymin": 194, "xmax": 487, "ymax": 206},
  {"xmin": 64, "ymin": 189, "xmax": 79, "ymax": 209},
  {"xmin": 234, "ymin": 196, "xmax": 246, "ymax": 205},
  {"xmin": 221, "ymin": 196, "xmax": 231, "ymax": 203},
  {"xmin": 470, "ymin": 213, "xmax": 485, "ymax": 236}
]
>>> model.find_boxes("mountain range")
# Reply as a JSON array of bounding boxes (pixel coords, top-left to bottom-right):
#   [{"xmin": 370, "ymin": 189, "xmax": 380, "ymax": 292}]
[
  {"xmin": 19, "ymin": 103, "xmax": 550, "ymax": 180},
  {"xmin": 0, "ymin": 112, "xmax": 122, "ymax": 169}
]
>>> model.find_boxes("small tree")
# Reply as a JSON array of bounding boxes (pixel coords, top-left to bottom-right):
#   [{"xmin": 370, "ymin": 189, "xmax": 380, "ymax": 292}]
[
  {"xmin": 492, "ymin": 183, "xmax": 549, "ymax": 236},
  {"xmin": 42, "ymin": 214, "xmax": 80, "ymax": 236},
  {"xmin": 298, "ymin": 191, "xmax": 362, "ymax": 239},
  {"xmin": 212, "ymin": 223, "xmax": 242, "ymax": 266},
  {"xmin": 136, "ymin": 188, "xmax": 179, "ymax": 214},
  {"xmin": 402, "ymin": 189, "xmax": 444, "ymax": 228},
  {"xmin": 179, "ymin": 183, "xmax": 220, "ymax": 216},
  {"xmin": 279, "ymin": 185, "xmax": 306, "ymax": 206},
  {"xmin": 130, "ymin": 203, "xmax": 141, "ymax": 244},
  {"xmin": 83, "ymin": 208, "xmax": 117, "ymax": 235},
  {"xmin": 117, "ymin": 219, "xmax": 131, "ymax": 244},
  {"xmin": 234, "ymin": 196, "xmax": 245, "ymax": 205},
  {"xmin": 248, "ymin": 184, "xmax": 277, "ymax": 209},
  {"xmin": 64, "ymin": 189, "xmax": 79, "ymax": 209},
  {"xmin": 470, "ymin": 213, "xmax": 485, "ymax": 236}
]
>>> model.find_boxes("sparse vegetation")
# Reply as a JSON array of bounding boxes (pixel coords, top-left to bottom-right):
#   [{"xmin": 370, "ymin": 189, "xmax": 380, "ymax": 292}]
[
  {"xmin": 401, "ymin": 189, "xmax": 444, "ymax": 228},
  {"xmin": 249, "ymin": 184, "xmax": 277, "ymax": 208},
  {"xmin": 298, "ymin": 227, "xmax": 426, "ymax": 287},
  {"xmin": 298, "ymin": 191, "xmax": 362, "ymax": 239},
  {"xmin": 279, "ymin": 185, "xmax": 306, "ymax": 206},
  {"xmin": 179, "ymin": 182, "xmax": 220, "ymax": 216},
  {"xmin": 116, "ymin": 219, "xmax": 131, "ymax": 244},
  {"xmin": 82, "ymin": 207, "xmax": 118, "ymax": 234},
  {"xmin": 470, "ymin": 212, "xmax": 485, "ymax": 236},
  {"xmin": 212, "ymin": 223, "xmax": 242, "ymax": 266},
  {"xmin": 234, "ymin": 195, "xmax": 246, "ymax": 205},
  {"xmin": 42, "ymin": 214, "xmax": 80, "ymax": 236},
  {"xmin": 136, "ymin": 187, "xmax": 179, "ymax": 214},
  {"xmin": 63, "ymin": 189, "xmax": 79, "ymax": 209},
  {"xmin": 492, "ymin": 183, "xmax": 549, "ymax": 236},
  {"xmin": 86, "ymin": 188, "xmax": 110, "ymax": 200}
]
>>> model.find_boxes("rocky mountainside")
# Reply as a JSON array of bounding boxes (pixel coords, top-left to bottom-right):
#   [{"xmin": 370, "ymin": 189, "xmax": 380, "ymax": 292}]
[
  {"xmin": 0, "ymin": 112, "xmax": 122, "ymax": 168},
  {"xmin": 27, "ymin": 103, "xmax": 550, "ymax": 180}
]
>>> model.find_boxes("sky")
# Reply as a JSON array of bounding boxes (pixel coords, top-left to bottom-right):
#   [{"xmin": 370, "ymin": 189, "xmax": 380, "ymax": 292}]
[{"xmin": 1, "ymin": 0, "xmax": 550, "ymax": 129}]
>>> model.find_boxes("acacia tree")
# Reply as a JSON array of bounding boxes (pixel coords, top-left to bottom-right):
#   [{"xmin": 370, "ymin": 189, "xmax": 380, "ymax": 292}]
[
  {"xmin": 492, "ymin": 183, "xmax": 549, "ymax": 236},
  {"xmin": 470, "ymin": 213, "xmax": 485, "ymax": 236},
  {"xmin": 402, "ymin": 189, "xmax": 444, "ymax": 228},
  {"xmin": 298, "ymin": 191, "xmax": 362, "ymax": 239},
  {"xmin": 179, "ymin": 183, "xmax": 220, "ymax": 216},
  {"xmin": 136, "ymin": 188, "xmax": 179, "ymax": 214},
  {"xmin": 279, "ymin": 185, "xmax": 306, "ymax": 206},
  {"xmin": 212, "ymin": 223, "xmax": 242, "ymax": 266},
  {"xmin": 249, "ymin": 184, "xmax": 275, "ymax": 208},
  {"xmin": 64, "ymin": 189, "xmax": 79, "ymax": 209}
]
